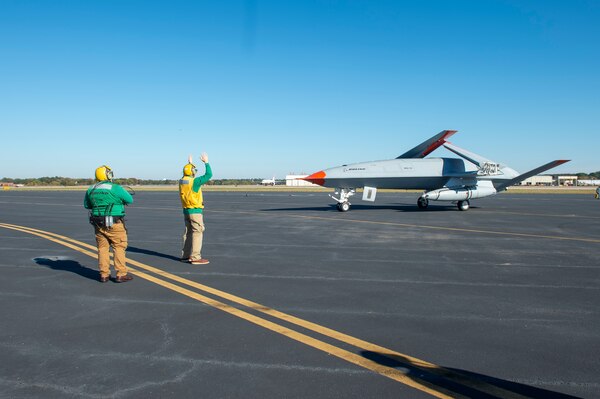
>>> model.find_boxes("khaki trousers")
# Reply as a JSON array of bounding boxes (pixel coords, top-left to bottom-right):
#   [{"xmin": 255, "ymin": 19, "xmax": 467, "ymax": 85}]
[
  {"xmin": 182, "ymin": 213, "xmax": 205, "ymax": 260},
  {"xmin": 94, "ymin": 222, "xmax": 128, "ymax": 278}
]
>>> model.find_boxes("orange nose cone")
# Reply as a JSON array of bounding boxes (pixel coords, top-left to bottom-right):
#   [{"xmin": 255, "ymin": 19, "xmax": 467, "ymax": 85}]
[{"xmin": 302, "ymin": 170, "xmax": 326, "ymax": 186}]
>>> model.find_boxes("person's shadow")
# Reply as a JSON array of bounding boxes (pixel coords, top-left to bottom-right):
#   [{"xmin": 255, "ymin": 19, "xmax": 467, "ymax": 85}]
[
  {"xmin": 34, "ymin": 257, "xmax": 99, "ymax": 281},
  {"xmin": 361, "ymin": 351, "xmax": 582, "ymax": 398},
  {"xmin": 127, "ymin": 246, "xmax": 180, "ymax": 261}
]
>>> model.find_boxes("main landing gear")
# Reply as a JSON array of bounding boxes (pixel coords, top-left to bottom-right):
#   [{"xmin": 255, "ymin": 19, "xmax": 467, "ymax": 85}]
[
  {"xmin": 331, "ymin": 188, "xmax": 355, "ymax": 212},
  {"xmin": 417, "ymin": 197, "xmax": 428, "ymax": 209},
  {"xmin": 457, "ymin": 200, "xmax": 470, "ymax": 211},
  {"xmin": 417, "ymin": 197, "xmax": 470, "ymax": 211}
]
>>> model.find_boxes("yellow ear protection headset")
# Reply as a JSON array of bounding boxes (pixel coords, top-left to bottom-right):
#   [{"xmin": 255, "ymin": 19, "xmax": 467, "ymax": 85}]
[
  {"xmin": 183, "ymin": 163, "xmax": 197, "ymax": 177},
  {"xmin": 95, "ymin": 165, "xmax": 114, "ymax": 181}
]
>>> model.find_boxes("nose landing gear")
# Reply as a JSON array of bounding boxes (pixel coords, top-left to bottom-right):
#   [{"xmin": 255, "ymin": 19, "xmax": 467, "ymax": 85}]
[
  {"xmin": 337, "ymin": 202, "xmax": 350, "ymax": 212},
  {"xmin": 331, "ymin": 188, "xmax": 355, "ymax": 212}
]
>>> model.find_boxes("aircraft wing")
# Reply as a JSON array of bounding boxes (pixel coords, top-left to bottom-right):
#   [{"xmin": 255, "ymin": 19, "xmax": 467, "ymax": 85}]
[
  {"xmin": 495, "ymin": 160, "xmax": 570, "ymax": 191},
  {"xmin": 396, "ymin": 130, "xmax": 457, "ymax": 159},
  {"xmin": 443, "ymin": 173, "xmax": 478, "ymax": 188},
  {"xmin": 443, "ymin": 142, "xmax": 493, "ymax": 167},
  {"xmin": 444, "ymin": 171, "xmax": 479, "ymax": 178}
]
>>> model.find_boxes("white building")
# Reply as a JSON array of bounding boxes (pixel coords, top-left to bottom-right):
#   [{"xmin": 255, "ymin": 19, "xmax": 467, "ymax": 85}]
[
  {"xmin": 578, "ymin": 179, "xmax": 600, "ymax": 186},
  {"xmin": 557, "ymin": 175, "xmax": 578, "ymax": 186},
  {"xmin": 519, "ymin": 175, "xmax": 582, "ymax": 186},
  {"xmin": 285, "ymin": 174, "xmax": 319, "ymax": 187},
  {"xmin": 519, "ymin": 175, "xmax": 553, "ymax": 186}
]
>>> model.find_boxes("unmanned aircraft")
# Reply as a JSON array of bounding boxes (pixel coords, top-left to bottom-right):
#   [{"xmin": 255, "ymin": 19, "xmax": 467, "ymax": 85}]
[{"xmin": 302, "ymin": 130, "xmax": 569, "ymax": 212}]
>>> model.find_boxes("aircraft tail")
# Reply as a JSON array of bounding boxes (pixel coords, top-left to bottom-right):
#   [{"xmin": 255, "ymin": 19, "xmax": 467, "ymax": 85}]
[
  {"xmin": 495, "ymin": 160, "xmax": 570, "ymax": 191},
  {"xmin": 397, "ymin": 130, "xmax": 457, "ymax": 159}
]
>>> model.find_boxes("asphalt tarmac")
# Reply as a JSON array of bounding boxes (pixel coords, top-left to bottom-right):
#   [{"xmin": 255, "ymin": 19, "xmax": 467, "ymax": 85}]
[{"xmin": 0, "ymin": 189, "xmax": 598, "ymax": 398}]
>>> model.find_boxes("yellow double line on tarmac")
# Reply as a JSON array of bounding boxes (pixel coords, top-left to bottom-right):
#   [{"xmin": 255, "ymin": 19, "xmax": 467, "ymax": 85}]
[{"xmin": 1, "ymin": 222, "xmax": 532, "ymax": 399}]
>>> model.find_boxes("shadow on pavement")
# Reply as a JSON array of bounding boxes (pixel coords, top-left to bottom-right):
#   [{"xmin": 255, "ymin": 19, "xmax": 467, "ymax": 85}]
[
  {"xmin": 260, "ymin": 204, "xmax": 470, "ymax": 213},
  {"xmin": 127, "ymin": 246, "xmax": 180, "ymax": 261},
  {"xmin": 361, "ymin": 351, "xmax": 582, "ymax": 399},
  {"xmin": 33, "ymin": 257, "xmax": 99, "ymax": 281}
]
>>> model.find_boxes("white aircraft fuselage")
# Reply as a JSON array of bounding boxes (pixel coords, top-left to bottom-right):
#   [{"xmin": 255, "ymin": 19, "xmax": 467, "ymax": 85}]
[
  {"xmin": 303, "ymin": 130, "xmax": 568, "ymax": 212},
  {"xmin": 314, "ymin": 157, "xmax": 518, "ymax": 190}
]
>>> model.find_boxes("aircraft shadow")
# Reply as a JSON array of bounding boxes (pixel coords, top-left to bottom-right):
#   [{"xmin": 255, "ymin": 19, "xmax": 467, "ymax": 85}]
[
  {"xmin": 34, "ymin": 257, "xmax": 99, "ymax": 281},
  {"xmin": 127, "ymin": 246, "xmax": 180, "ymax": 262},
  {"xmin": 361, "ymin": 351, "xmax": 582, "ymax": 399},
  {"xmin": 261, "ymin": 204, "xmax": 474, "ymax": 213}
]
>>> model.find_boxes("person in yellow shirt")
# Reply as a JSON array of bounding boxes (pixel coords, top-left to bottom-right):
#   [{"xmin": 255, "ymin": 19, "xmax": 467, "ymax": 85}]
[{"xmin": 179, "ymin": 153, "xmax": 213, "ymax": 264}]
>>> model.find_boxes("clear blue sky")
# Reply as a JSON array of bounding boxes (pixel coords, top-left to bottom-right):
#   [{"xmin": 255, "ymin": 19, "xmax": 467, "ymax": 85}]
[{"xmin": 1, "ymin": 0, "xmax": 598, "ymax": 179}]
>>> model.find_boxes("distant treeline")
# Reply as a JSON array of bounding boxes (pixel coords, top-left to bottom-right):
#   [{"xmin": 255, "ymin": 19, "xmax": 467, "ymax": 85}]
[
  {"xmin": 0, "ymin": 177, "xmax": 265, "ymax": 186},
  {"xmin": 579, "ymin": 171, "xmax": 600, "ymax": 179},
  {"xmin": 2, "ymin": 172, "xmax": 599, "ymax": 187}
]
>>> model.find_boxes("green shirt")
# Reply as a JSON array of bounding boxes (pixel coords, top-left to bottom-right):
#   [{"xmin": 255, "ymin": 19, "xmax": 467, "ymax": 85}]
[
  {"xmin": 84, "ymin": 181, "xmax": 133, "ymax": 216},
  {"xmin": 183, "ymin": 163, "xmax": 213, "ymax": 215}
]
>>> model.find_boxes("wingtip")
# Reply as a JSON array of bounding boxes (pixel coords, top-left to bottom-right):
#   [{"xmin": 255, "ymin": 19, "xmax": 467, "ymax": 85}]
[
  {"xmin": 441, "ymin": 130, "xmax": 458, "ymax": 141},
  {"xmin": 421, "ymin": 130, "xmax": 458, "ymax": 157}
]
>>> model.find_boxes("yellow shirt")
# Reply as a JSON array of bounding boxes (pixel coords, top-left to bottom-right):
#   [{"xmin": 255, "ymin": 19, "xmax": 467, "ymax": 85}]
[{"xmin": 179, "ymin": 176, "xmax": 204, "ymax": 211}]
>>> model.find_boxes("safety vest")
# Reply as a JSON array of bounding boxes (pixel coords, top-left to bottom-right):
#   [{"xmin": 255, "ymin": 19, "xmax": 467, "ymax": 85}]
[{"xmin": 179, "ymin": 176, "xmax": 204, "ymax": 209}]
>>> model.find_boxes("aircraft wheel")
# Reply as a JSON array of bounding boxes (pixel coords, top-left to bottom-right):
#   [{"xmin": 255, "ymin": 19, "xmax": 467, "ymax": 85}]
[
  {"xmin": 457, "ymin": 200, "xmax": 470, "ymax": 211},
  {"xmin": 337, "ymin": 202, "xmax": 350, "ymax": 212},
  {"xmin": 417, "ymin": 197, "xmax": 429, "ymax": 209}
]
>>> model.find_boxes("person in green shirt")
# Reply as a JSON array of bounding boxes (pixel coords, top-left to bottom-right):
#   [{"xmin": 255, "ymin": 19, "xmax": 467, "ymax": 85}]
[
  {"xmin": 179, "ymin": 153, "xmax": 212, "ymax": 265},
  {"xmin": 84, "ymin": 165, "xmax": 134, "ymax": 283}
]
